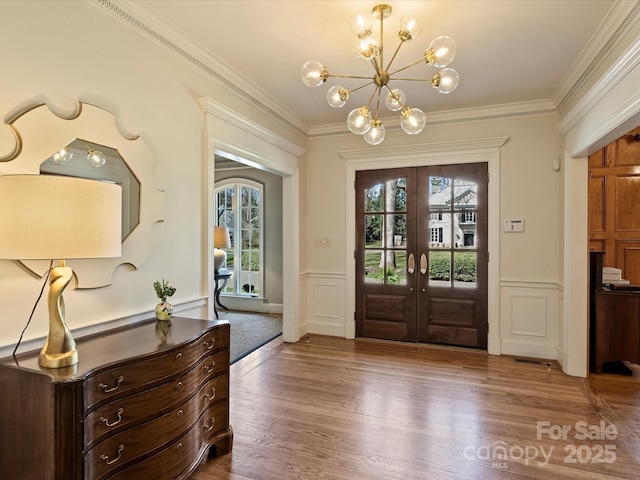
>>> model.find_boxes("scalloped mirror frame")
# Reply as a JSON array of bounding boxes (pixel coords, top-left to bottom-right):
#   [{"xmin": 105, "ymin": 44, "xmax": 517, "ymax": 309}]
[{"xmin": 0, "ymin": 100, "xmax": 164, "ymax": 288}]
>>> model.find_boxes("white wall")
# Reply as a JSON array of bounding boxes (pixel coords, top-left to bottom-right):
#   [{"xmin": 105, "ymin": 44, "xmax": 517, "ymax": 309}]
[
  {"xmin": 302, "ymin": 113, "xmax": 565, "ymax": 359},
  {"xmin": 0, "ymin": 1, "xmax": 305, "ymax": 356},
  {"xmin": 2, "ymin": 1, "xmax": 639, "ymax": 378}
]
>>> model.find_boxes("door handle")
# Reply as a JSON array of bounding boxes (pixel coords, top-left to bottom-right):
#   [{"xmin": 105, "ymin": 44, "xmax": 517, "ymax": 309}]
[
  {"xmin": 407, "ymin": 253, "xmax": 415, "ymax": 274},
  {"xmin": 420, "ymin": 253, "xmax": 428, "ymax": 274}
]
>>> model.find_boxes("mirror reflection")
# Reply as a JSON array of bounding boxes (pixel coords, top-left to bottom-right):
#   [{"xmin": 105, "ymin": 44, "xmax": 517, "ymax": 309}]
[{"xmin": 40, "ymin": 138, "xmax": 140, "ymax": 240}]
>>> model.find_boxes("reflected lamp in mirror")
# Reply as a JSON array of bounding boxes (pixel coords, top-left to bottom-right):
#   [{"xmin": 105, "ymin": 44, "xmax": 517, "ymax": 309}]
[
  {"xmin": 213, "ymin": 226, "xmax": 231, "ymax": 273},
  {"xmin": 0, "ymin": 175, "xmax": 122, "ymax": 368}
]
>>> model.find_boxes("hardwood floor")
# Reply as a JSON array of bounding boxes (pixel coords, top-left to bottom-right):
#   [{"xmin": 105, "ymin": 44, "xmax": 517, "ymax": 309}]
[{"xmin": 192, "ymin": 335, "xmax": 640, "ymax": 480}]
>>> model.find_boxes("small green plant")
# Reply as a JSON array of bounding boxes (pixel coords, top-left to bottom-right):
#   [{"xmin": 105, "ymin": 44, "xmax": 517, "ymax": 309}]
[
  {"xmin": 371, "ymin": 265, "xmax": 401, "ymax": 284},
  {"xmin": 153, "ymin": 278, "xmax": 176, "ymax": 302}
]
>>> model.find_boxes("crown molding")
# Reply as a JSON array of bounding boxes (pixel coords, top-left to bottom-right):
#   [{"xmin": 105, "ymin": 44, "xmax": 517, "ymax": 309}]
[
  {"xmin": 199, "ymin": 97, "xmax": 305, "ymax": 158},
  {"xmin": 93, "ymin": 0, "xmax": 309, "ymax": 139},
  {"xmin": 309, "ymin": 100, "xmax": 556, "ymax": 139},
  {"xmin": 559, "ymin": 33, "xmax": 640, "ymax": 136},
  {"xmin": 553, "ymin": 0, "xmax": 640, "ymax": 112}
]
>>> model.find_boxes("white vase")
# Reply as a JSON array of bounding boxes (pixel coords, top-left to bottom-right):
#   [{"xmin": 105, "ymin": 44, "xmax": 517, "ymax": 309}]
[{"xmin": 155, "ymin": 301, "xmax": 173, "ymax": 321}]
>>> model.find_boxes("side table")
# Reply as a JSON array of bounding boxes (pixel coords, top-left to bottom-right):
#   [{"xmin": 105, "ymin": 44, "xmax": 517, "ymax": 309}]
[{"xmin": 214, "ymin": 269, "xmax": 233, "ymax": 319}]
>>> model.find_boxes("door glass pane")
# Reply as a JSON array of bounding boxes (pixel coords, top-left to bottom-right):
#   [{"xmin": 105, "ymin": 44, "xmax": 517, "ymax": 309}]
[
  {"xmin": 429, "ymin": 213, "xmax": 451, "ymax": 249},
  {"xmin": 454, "ymin": 177, "xmax": 478, "ymax": 250},
  {"xmin": 387, "ymin": 213, "xmax": 406, "ymax": 248},
  {"xmin": 456, "ymin": 213, "xmax": 477, "ymax": 249},
  {"xmin": 429, "ymin": 176, "xmax": 450, "ymax": 205},
  {"xmin": 364, "ymin": 250, "xmax": 384, "ymax": 283},
  {"xmin": 394, "ymin": 251, "xmax": 407, "ymax": 285},
  {"xmin": 365, "ymin": 214, "xmax": 383, "ymax": 247},
  {"xmin": 454, "ymin": 178, "xmax": 477, "ymax": 207},
  {"xmin": 365, "ymin": 183, "xmax": 384, "ymax": 212},
  {"xmin": 454, "ymin": 252, "xmax": 477, "ymax": 287},
  {"xmin": 389, "ymin": 178, "xmax": 407, "ymax": 211},
  {"xmin": 429, "ymin": 251, "xmax": 451, "ymax": 286}
]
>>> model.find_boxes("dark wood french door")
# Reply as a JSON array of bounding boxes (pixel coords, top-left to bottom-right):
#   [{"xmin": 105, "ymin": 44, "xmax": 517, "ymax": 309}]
[{"xmin": 355, "ymin": 163, "xmax": 488, "ymax": 348}]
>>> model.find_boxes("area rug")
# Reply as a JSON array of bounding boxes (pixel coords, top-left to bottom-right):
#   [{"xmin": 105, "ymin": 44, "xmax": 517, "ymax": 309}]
[{"xmin": 224, "ymin": 312, "xmax": 282, "ymax": 364}]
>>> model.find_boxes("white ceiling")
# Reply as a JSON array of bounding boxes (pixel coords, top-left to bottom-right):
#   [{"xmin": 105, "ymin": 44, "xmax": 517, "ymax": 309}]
[{"xmin": 120, "ymin": 0, "xmax": 618, "ymax": 132}]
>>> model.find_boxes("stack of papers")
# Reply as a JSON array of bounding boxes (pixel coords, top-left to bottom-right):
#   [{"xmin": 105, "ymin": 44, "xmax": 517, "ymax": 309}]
[{"xmin": 603, "ymin": 266, "xmax": 630, "ymax": 285}]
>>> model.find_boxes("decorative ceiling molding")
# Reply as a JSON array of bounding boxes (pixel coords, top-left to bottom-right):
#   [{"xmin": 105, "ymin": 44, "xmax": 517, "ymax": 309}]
[
  {"xmin": 311, "ymin": 101, "xmax": 556, "ymax": 139},
  {"xmin": 553, "ymin": 0, "xmax": 640, "ymax": 113},
  {"xmin": 93, "ymin": 0, "xmax": 309, "ymax": 138}
]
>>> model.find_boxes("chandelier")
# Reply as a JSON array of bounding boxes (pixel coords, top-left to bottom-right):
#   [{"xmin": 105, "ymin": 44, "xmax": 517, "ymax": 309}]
[{"xmin": 301, "ymin": 4, "xmax": 459, "ymax": 145}]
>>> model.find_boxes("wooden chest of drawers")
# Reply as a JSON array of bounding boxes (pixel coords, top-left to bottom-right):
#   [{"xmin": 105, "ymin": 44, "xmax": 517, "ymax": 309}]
[{"xmin": 0, "ymin": 317, "xmax": 232, "ymax": 479}]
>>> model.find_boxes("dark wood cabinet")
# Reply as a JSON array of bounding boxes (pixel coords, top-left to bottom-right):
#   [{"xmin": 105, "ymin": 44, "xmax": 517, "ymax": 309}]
[
  {"xmin": 590, "ymin": 252, "xmax": 640, "ymax": 373},
  {"xmin": 0, "ymin": 317, "xmax": 232, "ymax": 479}
]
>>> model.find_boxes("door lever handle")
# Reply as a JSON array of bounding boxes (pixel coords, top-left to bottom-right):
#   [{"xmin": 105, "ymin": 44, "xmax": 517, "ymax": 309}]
[
  {"xmin": 420, "ymin": 253, "xmax": 428, "ymax": 274},
  {"xmin": 407, "ymin": 253, "xmax": 415, "ymax": 274}
]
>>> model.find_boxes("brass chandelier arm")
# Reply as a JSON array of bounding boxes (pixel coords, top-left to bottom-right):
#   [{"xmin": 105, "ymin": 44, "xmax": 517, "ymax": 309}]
[
  {"xmin": 388, "ymin": 58, "xmax": 426, "ymax": 77},
  {"xmin": 327, "ymin": 73, "xmax": 376, "ymax": 80},
  {"xmin": 373, "ymin": 86, "xmax": 382, "ymax": 120},
  {"xmin": 366, "ymin": 86, "xmax": 380, "ymax": 111},
  {"xmin": 385, "ymin": 38, "xmax": 405, "ymax": 73},
  {"xmin": 389, "ymin": 77, "xmax": 433, "ymax": 82},
  {"xmin": 349, "ymin": 81, "xmax": 376, "ymax": 94}
]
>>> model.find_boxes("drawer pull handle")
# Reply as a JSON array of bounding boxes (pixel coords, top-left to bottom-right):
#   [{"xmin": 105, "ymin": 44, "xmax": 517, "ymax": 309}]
[
  {"xmin": 99, "ymin": 408, "xmax": 124, "ymax": 428},
  {"xmin": 176, "ymin": 381, "xmax": 183, "ymax": 390},
  {"xmin": 204, "ymin": 387, "xmax": 216, "ymax": 401},
  {"xmin": 177, "ymin": 409, "xmax": 184, "ymax": 417},
  {"xmin": 100, "ymin": 444, "xmax": 124, "ymax": 465},
  {"xmin": 203, "ymin": 417, "xmax": 215, "ymax": 432},
  {"xmin": 203, "ymin": 361, "xmax": 216, "ymax": 373},
  {"xmin": 98, "ymin": 376, "xmax": 124, "ymax": 393},
  {"xmin": 175, "ymin": 352, "xmax": 183, "ymax": 360},
  {"xmin": 202, "ymin": 339, "xmax": 215, "ymax": 350},
  {"xmin": 176, "ymin": 442, "xmax": 183, "ymax": 451}
]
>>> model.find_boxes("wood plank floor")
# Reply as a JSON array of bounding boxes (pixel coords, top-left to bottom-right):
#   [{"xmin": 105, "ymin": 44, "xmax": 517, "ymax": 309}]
[{"xmin": 192, "ymin": 335, "xmax": 640, "ymax": 480}]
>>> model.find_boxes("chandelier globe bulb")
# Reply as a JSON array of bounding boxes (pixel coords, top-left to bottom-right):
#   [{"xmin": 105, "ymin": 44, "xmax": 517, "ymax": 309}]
[
  {"xmin": 301, "ymin": 60, "xmax": 326, "ymax": 87},
  {"xmin": 363, "ymin": 119, "xmax": 386, "ymax": 145},
  {"xmin": 428, "ymin": 36, "xmax": 457, "ymax": 67},
  {"xmin": 399, "ymin": 16, "xmax": 423, "ymax": 42},
  {"xmin": 432, "ymin": 68, "xmax": 460, "ymax": 94},
  {"xmin": 327, "ymin": 85, "xmax": 350, "ymax": 108},
  {"xmin": 385, "ymin": 88, "xmax": 406, "ymax": 111},
  {"xmin": 353, "ymin": 36, "xmax": 380, "ymax": 61},
  {"xmin": 349, "ymin": 10, "xmax": 373, "ymax": 38},
  {"xmin": 347, "ymin": 107, "xmax": 372, "ymax": 135},
  {"xmin": 400, "ymin": 107, "xmax": 426, "ymax": 135}
]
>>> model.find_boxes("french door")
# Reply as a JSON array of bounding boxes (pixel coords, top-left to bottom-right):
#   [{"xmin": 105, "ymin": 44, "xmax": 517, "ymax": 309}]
[{"xmin": 355, "ymin": 163, "xmax": 488, "ymax": 348}]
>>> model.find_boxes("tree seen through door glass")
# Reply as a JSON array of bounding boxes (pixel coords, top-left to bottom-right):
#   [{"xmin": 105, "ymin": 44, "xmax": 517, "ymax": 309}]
[{"xmin": 363, "ymin": 179, "xmax": 407, "ymax": 285}]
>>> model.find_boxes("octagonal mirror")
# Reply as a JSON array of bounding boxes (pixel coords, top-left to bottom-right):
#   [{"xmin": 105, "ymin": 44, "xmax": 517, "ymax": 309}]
[{"xmin": 40, "ymin": 138, "xmax": 141, "ymax": 241}]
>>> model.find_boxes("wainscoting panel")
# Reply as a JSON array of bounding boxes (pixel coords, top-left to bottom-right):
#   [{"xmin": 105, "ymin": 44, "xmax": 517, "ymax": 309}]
[
  {"xmin": 499, "ymin": 281, "xmax": 561, "ymax": 359},
  {"xmin": 304, "ymin": 272, "xmax": 347, "ymax": 337}
]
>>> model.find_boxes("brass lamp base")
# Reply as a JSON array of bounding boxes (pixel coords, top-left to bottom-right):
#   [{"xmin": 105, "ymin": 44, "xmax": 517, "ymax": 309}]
[
  {"xmin": 38, "ymin": 260, "xmax": 79, "ymax": 369},
  {"xmin": 39, "ymin": 347, "xmax": 79, "ymax": 369}
]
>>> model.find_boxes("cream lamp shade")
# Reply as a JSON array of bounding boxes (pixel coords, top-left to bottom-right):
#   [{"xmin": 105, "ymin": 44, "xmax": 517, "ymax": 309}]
[
  {"xmin": 0, "ymin": 174, "xmax": 122, "ymax": 368},
  {"xmin": 213, "ymin": 226, "xmax": 231, "ymax": 273}
]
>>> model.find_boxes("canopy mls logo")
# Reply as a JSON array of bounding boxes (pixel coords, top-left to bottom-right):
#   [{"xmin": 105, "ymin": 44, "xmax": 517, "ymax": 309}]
[{"xmin": 464, "ymin": 420, "xmax": 618, "ymax": 469}]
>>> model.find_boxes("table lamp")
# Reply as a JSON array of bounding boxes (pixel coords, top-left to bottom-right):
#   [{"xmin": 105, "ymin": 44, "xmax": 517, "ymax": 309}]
[
  {"xmin": 0, "ymin": 174, "xmax": 121, "ymax": 368},
  {"xmin": 213, "ymin": 226, "xmax": 231, "ymax": 273}
]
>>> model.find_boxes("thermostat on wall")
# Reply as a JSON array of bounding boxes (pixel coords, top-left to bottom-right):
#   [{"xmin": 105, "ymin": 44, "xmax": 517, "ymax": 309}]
[{"xmin": 504, "ymin": 219, "xmax": 525, "ymax": 232}]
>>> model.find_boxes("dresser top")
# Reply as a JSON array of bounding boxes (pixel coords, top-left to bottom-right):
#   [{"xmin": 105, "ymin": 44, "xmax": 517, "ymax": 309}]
[{"xmin": 2, "ymin": 317, "xmax": 228, "ymax": 381}]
